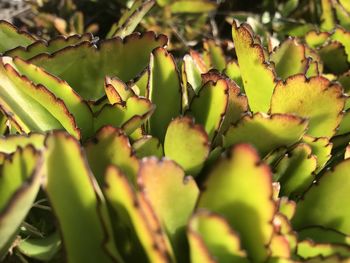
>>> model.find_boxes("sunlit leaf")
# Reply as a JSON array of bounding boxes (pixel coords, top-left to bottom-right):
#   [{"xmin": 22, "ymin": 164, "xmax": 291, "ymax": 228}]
[
  {"xmin": 0, "ymin": 21, "xmax": 36, "ymax": 53},
  {"xmin": 133, "ymin": 136, "xmax": 163, "ymax": 158},
  {"xmin": 138, "ymin": 158, "xmax": 199, "ymax": 261},
  {"xmin": 164, "ymin": 116, "xmax": 209, "ymax": 175},
  {"xmin": 0, "ymin": 146, "xmax": 42, "ymax": 258},
  {"xmin": 147, "ymin": 47, "xmax": 182, "ymax": 142},
  {"xmin": 198, "ymin": 144, "xmax": 275, "ymax": 261},
  {"xmin": 85, "ymin": 125, "xmax": 139, "ymax": 185},
  {"xmin": 224, "ymin": 113, "xmax": 308, "ymax": 157},
  {"xmin": 232, "ymin": 20, "xmax": 276, "ymax": 112},
  {"xmin": 5, "ymin": 33, "xmax": 92, "ymax": 60},
  {"xmin": 189, "ymin": 79, "xmax": 228, "ymax": 141},
  {"xmin": 188, "ymin": 211, "xmax": 247, "ymax": 263},
  {"xmin": 270, "ymin": 74, "xmax": 345, "ymax": 138},
  {"xmin": 170, "ymin": 0, "xmax": 217, "ymax": 13},
  {"xmin": 30, "ymin": 32, "xmax": 167, "ymax": 100},
  {"xmin": 42, "ymin": 132, "xmax": 122, "ymax": 263},
  {"xmin": 293, "ymin": 158, "xmax": 350, "ymax": 235}
]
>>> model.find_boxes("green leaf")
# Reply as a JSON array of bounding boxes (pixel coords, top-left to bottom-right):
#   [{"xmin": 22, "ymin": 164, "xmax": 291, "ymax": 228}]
[
  {"xmin": 318, "ymin": 42, "xmax": 349, "ymax": 74},
  {"xmin": 305, "ymin": 31, "xmax": 329, "ymax": 49},
  {"xmin": 170, "ymin": 0, "xmax": 217, "ymax": 13},
  {"xmin": 0, "ymin": 146, "xmax": 42, "ymax": 258},
  {"xmin": 0, "ymin": 21, "xmax": 36, "ymax": 53},
  {"xmin": 105, "ymin": 76, "xmax": 135, "ymax": 104},
  {"xmin": 274, "ymin": 143, "xmax": 317, "ymax": 197},
  {"xmin": 133, "ymin": 136, "xmax": 163, "ymax": 158},
  {"xmin": 187, "ymin": 232, "xmax": 216, "ymax": 263},
  {"xmin": 223, "ymin": 113, "xmax": 308, "ymax": 157},
  {"xmin": 203, "ymin": 39, "xmax": 226, "ymax": 71},
  {"xmin": 13, "ymin": 57, "xmax": 93, "ymax": 140},
  {"xmin": 5, "ymin": 33, "xmax": 92, "ymax": 60},
  {"xmin": 188, "ymin": 211, "xmax": 247, "ymax": 263},
  {"xmin": 224, "ymin": 60, "xmax": 243, "ymax": 89},
  {"xmin": 232, "ymin": 20, "xmax": 276, "ymax": 112},
  {"xmin": 30, "ymin": 32, "xmax": 168, "ymax": 100},
  {"xmin": 0, "ymin": 59, "xmax": 80, "ymax": 139},
  {"xmin": 331, "ymin": 27, "xmax": 350, "ymax": 63},
  {"xmin": 42, "ymin": 132, "xmax": 122, "ymax": 263},
  {"xmin": 320, "ymin": 0, "xmax": 335, "ymax": 31},
  {"xmin": 293, "ymin": 158, "xmax": 350, "ymax": 235},
  {"xmin": 270, "ymin": 38, "xmax": 308, "ymax": 79},
  {"xmin": 182, "ymin": 54, "xmax": 203, "ymax": 94},
  {"xmin": 164, "ymin": 116, "xmax": 209, "ymax": 176},
  {"xmin": 201, "ymin": 72, "xmax": 248, "ymax": 139},
  {"xmin": 17, "ymin": 231, "xmax": 61, "ymax": 261},
  {"xmin": 107, "ymin": 0, "xmax": 155, "ymax": 38},
  {"xmin": 198, "ymin": 144, "xmax": 275, "ymax": 261},
  {"xmin": 189, "ymin": 79, "xmax": 228, "ymax": 141},
  {"xmin": 104, "ymin": 165, "xmax": 171, "ymax": 263},
  {"xmin": 147, "ymin": 47, "xmax": 182, "ymax": 142},
  {"xmin": 94, "ymin": 96, "xmax": 154, "ymax": 135},
  {"xmin": 302, "ymin": 135, "xmax": 332, "ymax": 173},
  {"xmin": 297, "ymin": 240, "xmax": 350, "ymax": 259},
  {"xmin": 271, "ymin": 213, "xmax": 298, "ymax": 257},
  {"xmin": 298, "ymin": 226, "xmax": 350, "ymax": 245},
  {"xmin": 278, "ymin": 197, "xmax": 296, "ymax": 220},
  {"xmin": 138, "ymin": 158, "xmax": 199, "ymax": 261},
  {"xmin": 85, "ymin": 125, "xmax": 139, "ymax": 186},
  {"xmin": 0, "ymin": 133, "xmax": 45, "ymax": 154},
  {"xmin": 270, "ymin": 75, "xmax": 345, "ymax": 138}
]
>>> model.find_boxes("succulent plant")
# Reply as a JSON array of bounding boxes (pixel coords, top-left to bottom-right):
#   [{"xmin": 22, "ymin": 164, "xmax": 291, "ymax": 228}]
[{"xmin": 2, "ymin": 1, "xmax": 350, "ymax": 262}]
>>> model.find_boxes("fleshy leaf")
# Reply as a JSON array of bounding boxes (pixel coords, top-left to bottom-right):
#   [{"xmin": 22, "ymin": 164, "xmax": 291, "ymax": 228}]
[
  {"xmin": 232, "ymin": 20, "xmax": 276, "ymax": 112},
  {"xmin": 270, "ymin": 38, "xmax": 308, "ymax": 79},
  {"xmin": 188, "ymin": 211, "xmax": 247, "ymax": 263},
  {"xmin": 147, "ymin": 47, "xmax": 182, "ymax": 142},
  {"xmin": 30, "ymin": 32, "xmax": 168, "ymax": 100},
  {"xmin": 203, "ymin": 39, "xmax": 226, "ymax": 71},
  {"xmin": 319, "ymin": 42, "xmax": 349, "ymax": 74},
  {"xmin": 293, "ymin": 158, "xmax": 350, "ymax": 235},
  {"xmin": 182, "ymin": 54, "xmax": 203, "ymax": 94},
  {"xmin": 305, "ymin": 31, "xmax": 329, "ymax": 49},
  {"xmin": 270, "ymin": 74, "xmax": 345, "ymax": 138},
  {"xmin": 198, "ymin": 144, "xmax": 275, "ymax": 261},
  {"xmin": 94, "ymin": 96, "xmax": 154, "ymax": 135},
  {"xmin": 0, "ymin": 133, "xmax": 45, "ymax": 154},
  {"xmin": 274, "ymin": 143, "xmax": 317, "ymax": 197},
  {"xmin": 104, "ymin": 165, "xmax": 171, "ymax": 262},
  {"xmin": 189, "ymin": 79, "xmax": 228, "ymax": 141},
  {"xmin": 13, "ymin": 57, "xmax": 93, "ymax": 139},
  {"xmin": 138, "ymin": 158, "xmax": 199, "ymax": 261},
  {"xmin": 0, "ymin": 146, "xmax": 42, "ymax": 258},
  {"xmin": 223, "ymin": 113, "xmax": 308, "ymax": 157},
  {"xmin": 0, "ymin": 21, "xmax": 36, "ymax": 53},
  {"xmin": 201, "ymin": 72, "xmax": 248, "ymax": 139},
  {"xmin": 0, "ymin": 58, "xmax": 80, "ymax": 139},
  {"xmin": 278, "ymin": 197, "xmax": 296, "ymax": 220},
  {"xmin": 297, "ymin": 240, "xmax": 350, "ymax": 260},
  {"xmin": 85, "ymin": 125, "xmax": 139, "ymax": 186},
  {"xmin": 224, "ymin": 60, "xmax": 243, "ymax": 89},
  {"xmin": 42, "ymin": 132, "xmax": 122, "ymax": 263},
  {"xmin": 17, "ymin": 231, "xmax": 61, "ymax": 261},
  {"xmin": 104, "ymin": 76, "xmax": 135, "ymax": 104},
  {"xmin": 170, "ymin": 0, "xmax": 217, "ymax": 13},
  {"xmin": 107, "ymin": 0, "xmax": 155, "ymax": 38},
  {"xmin": 164, "ymin": 116, "xmax": 209, "ymax": 176},
  {"xmin": 320, "ymin": 0, "xmax": 335, "ymax": 31},
  {"xmin": 133, "ymin": 136, "xmax": 163, "ymax": 158},
  {"xmin": 5, "ymin": 33, "xmax": 92, "ymax": 60},
  {"xmin": 302, "ymin": 135, "xmax": 332, "ymax": 173},
  {"xmin": 298, "ymin": 226, "xmax": 350, "ymax": 245}
]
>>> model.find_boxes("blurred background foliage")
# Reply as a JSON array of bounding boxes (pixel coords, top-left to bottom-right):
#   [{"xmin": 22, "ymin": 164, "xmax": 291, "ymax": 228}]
[{"xmin": 10, "ymin": 0, "xmax": 344, "ymax": 55}]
